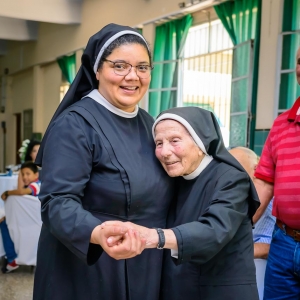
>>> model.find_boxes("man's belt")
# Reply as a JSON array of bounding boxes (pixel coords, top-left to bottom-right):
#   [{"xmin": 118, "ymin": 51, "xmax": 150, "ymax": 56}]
[{"xmin": 276, "ymin": 219, "xmax": 300, "ymax": 242}]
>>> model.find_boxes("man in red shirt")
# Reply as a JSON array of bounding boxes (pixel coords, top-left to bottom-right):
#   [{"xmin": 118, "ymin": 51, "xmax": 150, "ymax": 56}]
[{"xmin": 254, "ymin": 47, "xmax": 300, "ymax": 299}]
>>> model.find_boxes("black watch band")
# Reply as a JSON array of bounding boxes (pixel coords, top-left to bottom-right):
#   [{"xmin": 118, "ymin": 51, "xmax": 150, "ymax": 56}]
[{"xmin": 155, "ymin": 228, "xmax": 165, "ymax": 249}]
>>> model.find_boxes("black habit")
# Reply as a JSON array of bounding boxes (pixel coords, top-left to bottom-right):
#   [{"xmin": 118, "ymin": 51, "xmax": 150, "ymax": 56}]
[
  {"xmin": 33, "ymin": 98, "xmax": 173, "ymax": 300},
  {"xmin": 153, "ymin": 107, "xmax": 260, "ymax": 300},
  {"xmin": 33, "ymin": 24, "xmax": 173, "ymax": 300}
]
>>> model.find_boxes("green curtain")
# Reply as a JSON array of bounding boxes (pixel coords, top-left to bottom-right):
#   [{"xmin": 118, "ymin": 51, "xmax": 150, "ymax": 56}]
[
  {"xmin": 149, "ymin": 14, "xmax": 193, "ymax": 117},
  {"xmin": 279, "ymin": 0, "xmax": 300, "ymax": 110},
  {"xmin": 57, "ymin": 53, "xmax": 76, "ymax": 84},
  {"xmin": 215, "ymin": 0, "xmax": 261, "ymax": 149}
]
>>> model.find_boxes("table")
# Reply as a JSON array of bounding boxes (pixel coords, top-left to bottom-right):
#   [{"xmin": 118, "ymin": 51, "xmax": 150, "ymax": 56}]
[
  {"xmin": 0, "ymin": 175, "xmax": 18, "ymax": 257},
  {"xmin": 5, "ymin": 195, "xmax": 42, "ymax": 265},
  {"xmin": 0, "ymin": 174, "xmax": 42, "ymax": 265}
]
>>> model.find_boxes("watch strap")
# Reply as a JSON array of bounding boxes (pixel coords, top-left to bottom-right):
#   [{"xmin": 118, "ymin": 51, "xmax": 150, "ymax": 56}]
[{"xmin": 154, "ymin": 228, "xmax": 165, "ymax": 249}]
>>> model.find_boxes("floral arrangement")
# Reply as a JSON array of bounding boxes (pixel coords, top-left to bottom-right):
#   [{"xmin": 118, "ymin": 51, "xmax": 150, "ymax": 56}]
[{"xmin": 18, "ymin": 139, "xmax": 30, "ymax": 163}]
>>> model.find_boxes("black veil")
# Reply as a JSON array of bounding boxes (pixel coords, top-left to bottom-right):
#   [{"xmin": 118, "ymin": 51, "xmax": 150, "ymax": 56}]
[
  {"xmin": 36, "ymin": 23, "xmax": 145, "ymax": 166},
  {"xmin": 153, "ymin": 106, "xmax": 260, "ymax": 220}
]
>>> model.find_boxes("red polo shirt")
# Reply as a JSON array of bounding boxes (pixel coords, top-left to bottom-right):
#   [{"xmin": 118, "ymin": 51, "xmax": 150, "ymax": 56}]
[{"xmin": 255, "ymin": 97, "xmax": 300, "ymax": 229}]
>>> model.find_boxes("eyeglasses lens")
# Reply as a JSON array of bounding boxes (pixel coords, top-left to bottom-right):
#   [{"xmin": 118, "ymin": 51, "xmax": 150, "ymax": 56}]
[{"xmin": 113, "ymin": 62, "xmax": 151, "ymax": 78}]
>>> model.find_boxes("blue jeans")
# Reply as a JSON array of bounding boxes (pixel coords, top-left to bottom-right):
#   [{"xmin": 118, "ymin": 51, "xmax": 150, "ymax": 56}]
[
  {"xmin": 264, "ymin": 224, "xmax": 300, "ymax": 299},
  {"xmin": 0, "ymin": 219, "xmax": 17, "ymax": 263}
]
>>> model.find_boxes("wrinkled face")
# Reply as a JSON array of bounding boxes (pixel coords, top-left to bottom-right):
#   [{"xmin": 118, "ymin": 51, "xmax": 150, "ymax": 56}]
[
  {"xmin": 96, "ymin": 43, "xmax": 151, "ymax": 112},
  {"xmin": 31, "ymin": 145, "xmax": 40, "ymax": 162},
  {"xmin": 21, "ymin": 167, "xmax": 39, "ymax": 186},
  {"xmin": 297, "ymin": 47, "xmax": 300, "ymax": 85},
  {"xmin": 154, "ymin": 120, "xmax": 204, "ymax": 177}
]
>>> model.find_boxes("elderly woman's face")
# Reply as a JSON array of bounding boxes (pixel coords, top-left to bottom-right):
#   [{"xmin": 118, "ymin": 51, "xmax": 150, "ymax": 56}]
[
  {"xmin": 96, "ymin": 43, "xmax": 151, "ymax": 112},
  {"xmin": 154, "ymin": 120, "xmax": 204, "ymax": 177}
]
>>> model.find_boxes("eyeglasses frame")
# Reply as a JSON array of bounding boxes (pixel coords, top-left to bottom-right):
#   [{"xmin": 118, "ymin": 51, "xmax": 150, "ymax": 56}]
[{"xmin": 102, "ymin": 58, "xmax": 154, "ymax": 78}]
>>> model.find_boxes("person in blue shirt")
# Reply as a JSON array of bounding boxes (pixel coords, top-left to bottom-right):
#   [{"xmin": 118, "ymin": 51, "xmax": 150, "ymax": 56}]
[{"xmin": 229, "ymin": 147, "xmax": 275, "ymax": 300}]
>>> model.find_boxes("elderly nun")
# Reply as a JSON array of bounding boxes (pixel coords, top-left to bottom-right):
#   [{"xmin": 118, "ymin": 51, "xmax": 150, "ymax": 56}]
[
  {"xmin": 105, "ymin": 106, "xmax": 260, "ymax": 299},
  {"xmin": 151, "ymin": 106, "xmax": 260, "ymax": 300}
]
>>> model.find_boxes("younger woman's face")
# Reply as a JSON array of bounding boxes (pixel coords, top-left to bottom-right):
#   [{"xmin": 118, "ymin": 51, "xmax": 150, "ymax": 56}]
[
  {"xmin": 96, "ymin": 43, "xmax": 151, "ymax": 112},
  {"xmin": 31, "ymin": 145, "xmax": 40, "ymax": 162}
]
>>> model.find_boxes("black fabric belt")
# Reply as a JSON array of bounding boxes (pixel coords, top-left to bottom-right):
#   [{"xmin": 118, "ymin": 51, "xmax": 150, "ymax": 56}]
[{"xmin": 276, "ymin": 219, "xmax": 300, "ymax": 242}]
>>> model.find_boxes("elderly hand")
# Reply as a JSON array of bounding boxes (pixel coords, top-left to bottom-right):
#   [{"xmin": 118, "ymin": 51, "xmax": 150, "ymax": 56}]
[
  {"xmin": 91, "ymin": 223, "xmax": 146, "ymax": 260},
  {"xmin": 102, "ymin": 221, "xmax": 159, "ymax": 249}
]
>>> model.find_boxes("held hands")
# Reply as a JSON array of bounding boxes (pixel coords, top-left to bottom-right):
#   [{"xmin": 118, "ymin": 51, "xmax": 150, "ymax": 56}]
[
  {"xmin": 90, "ymin": 222, "xmax": 147, "ymax": 260},
  {"xmin": 101, "ymin": 221, "xmax": 159, "ymax": 249}
]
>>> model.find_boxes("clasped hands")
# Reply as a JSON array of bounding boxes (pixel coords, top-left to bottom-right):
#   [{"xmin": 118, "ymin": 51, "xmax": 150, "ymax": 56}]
[{"xmin": 91, "ymin": 221, "xmax": 158, "ymax": 260}]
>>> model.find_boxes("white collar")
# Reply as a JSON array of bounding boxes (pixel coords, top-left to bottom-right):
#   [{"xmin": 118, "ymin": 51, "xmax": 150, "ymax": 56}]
[
  {"xmin": 183, "ymin": 155, "xmax": 214, "ymax": 180},
  {"xmin": 83, "ymin": 89, "xmax": 139, "ymax": 118}
]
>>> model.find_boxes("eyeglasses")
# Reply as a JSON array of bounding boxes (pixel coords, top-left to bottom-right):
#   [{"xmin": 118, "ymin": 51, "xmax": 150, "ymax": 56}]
[{"xmin": 103, "ymin": 59, "xmax": 153, "ymax": 79}]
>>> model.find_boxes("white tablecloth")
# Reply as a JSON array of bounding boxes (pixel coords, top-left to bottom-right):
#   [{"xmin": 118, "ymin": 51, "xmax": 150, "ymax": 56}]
[
  {"xmin": 0, "ymin": 175, "xmax": 18, "ymax": 257},
  {"xmin": 0, "ymin": 175, "xmax": 42, "ymax": 266},
  {"xmin": 5, "ymin": 195, "xmax": 42, "ymax": 265}
]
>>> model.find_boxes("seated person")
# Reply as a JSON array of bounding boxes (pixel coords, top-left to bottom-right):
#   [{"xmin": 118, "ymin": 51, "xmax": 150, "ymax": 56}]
[
  {"xmin": 229, "ymin": 147, "xmax": 275, "ymax": 259},
  {"xmin": 229, "ymin": 147, "xmax": 275, "ymax": 300},
  {"xmin": 2, "ymin": 161, "xmax": 41, "ymax": 200},
  {"xmin": 18, "ymin": 140, "xmax": 41, "ymax": 189},
  {"xmin": 0, "ymin": 161, "xmax": 40, "ymax": 273}
]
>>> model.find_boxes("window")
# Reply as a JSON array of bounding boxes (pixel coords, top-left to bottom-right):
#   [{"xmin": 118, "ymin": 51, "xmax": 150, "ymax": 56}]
[
  {"xmin": 276, "ymin": 0, "xmax": 300, "ymax": 116},
  {"xmin": 182, "ymin": 20, "xmax": 233, "ymax": 146}
]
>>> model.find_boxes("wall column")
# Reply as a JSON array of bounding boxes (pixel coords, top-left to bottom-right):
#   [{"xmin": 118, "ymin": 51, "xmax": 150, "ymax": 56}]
[
  {"xmin": 256, "ymin": 0, "xmax": 283, "ymax": 129},
  {"xmin": 1, "ymin": 75, "xmax": 15, "ymax": 166},
  {"xmin": 32, "ymin": 65, "xmax": 44, "ymax": 134},
  {"xmin": 75, "ymin": 49, "xmax": 83, "ymax": 73},
  {"xmin": 140, "ymin": 23, "xmax": 156, "ymax": 111}
]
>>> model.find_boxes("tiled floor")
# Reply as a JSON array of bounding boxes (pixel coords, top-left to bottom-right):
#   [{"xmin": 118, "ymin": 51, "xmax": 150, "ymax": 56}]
[{"xmin": 0, "ymin": 261, "xmax": 34, "ymax": 300}]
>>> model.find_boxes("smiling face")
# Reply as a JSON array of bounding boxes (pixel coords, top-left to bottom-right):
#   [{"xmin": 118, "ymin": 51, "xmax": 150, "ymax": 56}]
[
  {"xmin": 96, "ymin": 43, "xmax": 151, "ymax": 112},
  {"xmin": 154, "ymin": 120, "xmax": 205, "ymax": 177},
  {"xmin": 21, "ymin": 167, "xmax": 39, "ymax": 186}
]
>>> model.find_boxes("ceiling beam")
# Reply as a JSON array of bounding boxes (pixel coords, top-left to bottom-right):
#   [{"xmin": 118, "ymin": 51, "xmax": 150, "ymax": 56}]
[
  {"xmin": 0, "ymin": 0, "xmax": 82, "ymax": 24},
  {"xmin": 0, "ymin": 17, "xmax": 38, "ymax": 41}
]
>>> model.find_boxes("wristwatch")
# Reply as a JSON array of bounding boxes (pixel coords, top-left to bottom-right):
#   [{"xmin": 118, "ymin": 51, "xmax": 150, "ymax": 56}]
[{"xmin": 154, "ymin": 228, "xmax": 165, "ymax": 249}]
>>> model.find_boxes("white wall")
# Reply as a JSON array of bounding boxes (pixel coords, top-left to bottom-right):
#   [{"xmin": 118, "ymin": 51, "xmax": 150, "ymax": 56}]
[{"xmin": 256, "ymin": 0, "xmax": 283, "ymax": 129}]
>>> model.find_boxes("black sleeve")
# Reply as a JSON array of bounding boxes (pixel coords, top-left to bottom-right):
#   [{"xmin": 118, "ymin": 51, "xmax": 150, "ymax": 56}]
[
  {"xmin": 172, "ymin": 169, "xmax": 250, "ymax": 265},
  {"xmin": 39, "ymin": 112, "xmax": 103, "ymax": 265}
]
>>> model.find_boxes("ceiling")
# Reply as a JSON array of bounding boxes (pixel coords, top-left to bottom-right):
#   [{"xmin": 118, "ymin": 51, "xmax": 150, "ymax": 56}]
[{"xmin": 0, "ymin": 0, "xmax": 82, "ymax": 55}]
